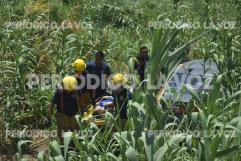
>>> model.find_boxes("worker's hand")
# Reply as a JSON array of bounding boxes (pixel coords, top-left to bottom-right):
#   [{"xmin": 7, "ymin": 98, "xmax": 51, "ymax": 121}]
[
  {"xmin": 46, "ymin": 117, "xmax": 52, "ymax": 128},
  {"xmin": 91, "ymin": 98, "xmax": 96, "ymax": 106}
]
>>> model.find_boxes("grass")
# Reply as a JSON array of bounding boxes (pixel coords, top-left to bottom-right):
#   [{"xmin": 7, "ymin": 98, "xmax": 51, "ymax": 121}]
[{"xmin": 0, "ymin": 0, "xmax": 241, "ymax": 160}]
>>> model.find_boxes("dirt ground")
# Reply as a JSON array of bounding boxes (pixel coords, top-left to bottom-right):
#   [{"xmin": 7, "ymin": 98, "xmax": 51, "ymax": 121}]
[{"xmin": 1, "ymin": 130, "xmax": 52, "ymax": 161}]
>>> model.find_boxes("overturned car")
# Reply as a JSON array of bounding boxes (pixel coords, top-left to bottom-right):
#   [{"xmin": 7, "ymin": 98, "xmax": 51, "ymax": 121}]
[{"xmin": 162, "ymin": 59, "xmax": 219, "ymax": 117}]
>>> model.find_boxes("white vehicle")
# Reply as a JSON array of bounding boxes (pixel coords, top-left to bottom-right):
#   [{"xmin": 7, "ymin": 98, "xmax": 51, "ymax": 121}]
[{"xmin": 163, "ymin": 59, "xmax": 219, "ymax": 107}]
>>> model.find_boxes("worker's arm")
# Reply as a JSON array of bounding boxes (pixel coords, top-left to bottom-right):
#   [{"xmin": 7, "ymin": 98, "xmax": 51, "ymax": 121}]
[
  {"xmin": 91, "ymin": 89, "xmax": 96, "ymax": 105},
  {"xmin": 106, "ymin": 64, "xmax": 112, "ymax": 77},
  {"xmin": 49, "ymin": 89, "xmax": 59, "ymax": 118},
  {"xmin": 48, "ymin": 103, "xmax": 54, "ymax": 119},
  {"xmin": 47, "ymin": 89, "xmax": 58, "ymax": 127},
  {"xmin": 46, "ymin": 103, "xmax": 54, "ymax": 127},
  {"xmin": 45, "ymin": 103, "xmax": 54, "ymax": 127}
]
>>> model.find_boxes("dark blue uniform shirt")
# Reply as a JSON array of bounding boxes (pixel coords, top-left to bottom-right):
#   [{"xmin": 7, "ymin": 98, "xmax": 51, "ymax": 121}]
[
  {"xmin": 86, "ymin": 61, "xmax": 111, "ymax": 99},
  {"xmin": 52, "ymin": 89, "xmax": 79, "ymax": 116}
]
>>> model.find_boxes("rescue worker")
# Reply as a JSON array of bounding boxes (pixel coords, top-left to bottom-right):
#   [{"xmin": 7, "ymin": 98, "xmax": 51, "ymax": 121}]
[
  {"xmin": 47, "ymin": 76, "xmax": 80, "ymax": 144},
  {"xmin": 135, "ymin": 46, "xmax": 149, "ymax": 82},
  {"xmin": 72, "ymin": 59, "xmax": 87, "ymax": 90},
  {"xmin": 72, "ymin": 59, "xmax": 92, "ymax": 113},
  {"xmin": 86, "ymin": 51, "xmax": 112, "ymax": 101},
  {"xmin": 111, "ymin": 73, "xmax": 131, "ymax": 129}
]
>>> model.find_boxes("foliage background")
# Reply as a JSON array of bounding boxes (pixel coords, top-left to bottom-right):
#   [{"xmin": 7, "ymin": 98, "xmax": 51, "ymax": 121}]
[{"xmin": 0, "ymin": 0, "xmax": 241, "ymax": 160}]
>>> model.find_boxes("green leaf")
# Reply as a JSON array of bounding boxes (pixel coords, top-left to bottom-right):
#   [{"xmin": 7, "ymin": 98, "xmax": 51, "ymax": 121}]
[
  {"xmin": 63, "ymin": 132, "xmax": 73, "ymax": 160},
  {"xmin": 215, "ymin": 146, "xmax": 241, "ymax": 160},
  {"xmin": 17, "ymin": 140, "xmax": 32, "ymax": 157},
  {"xmin": 49, "ymin": 141, "xmax": 62, "ymax": 157},
  {"xmin": 37, "ymin": 151, "xmax": 45, "ymax": 161},
  {"xmin": 125, "ymin": 146, "xmax": 138, "ymax": 161}
]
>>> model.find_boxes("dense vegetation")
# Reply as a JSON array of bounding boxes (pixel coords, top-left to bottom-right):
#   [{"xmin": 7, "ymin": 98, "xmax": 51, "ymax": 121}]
[{"xmin": 0, "ymin": 0, "xmax": 241, "ymax": 160}]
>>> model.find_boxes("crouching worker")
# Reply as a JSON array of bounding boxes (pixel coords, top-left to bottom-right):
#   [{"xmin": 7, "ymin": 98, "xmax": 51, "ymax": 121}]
[
  {"xmin": 47, "ymin": 76, "xmax": 80, "ymax": 144},
  {"xmin": 111, "ymin": 73, "xmax": 131, "ymax": 129}
]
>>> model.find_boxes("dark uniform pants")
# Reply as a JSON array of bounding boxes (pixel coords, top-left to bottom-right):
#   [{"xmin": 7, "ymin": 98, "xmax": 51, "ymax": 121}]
[{"xmin": 56, "ymin": 112, "xmax": 80, "ymax": 144}]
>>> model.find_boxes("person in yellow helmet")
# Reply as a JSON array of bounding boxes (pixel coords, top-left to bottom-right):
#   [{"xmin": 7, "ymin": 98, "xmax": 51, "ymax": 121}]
[
  {"xmin": 112, "ymin": 73, "xmax": 127, "ymax": 85},
  {"xmin": 111, "ymin": 73, "xmax": 131, "ymax": 129},
  {"xmin": 72, "ymin": 59, "xmax": 87, "ymax": 90},
  {"xmin": 47, "ymin": 76, "xmax": 80, "ymax": 144},
  {"xmin": 73, "ymin": 59, "xmax": 86, "ymax": 73},
  {"xmin": 72, "ymin": 58, "xmax": 93, "ymax": 113}
]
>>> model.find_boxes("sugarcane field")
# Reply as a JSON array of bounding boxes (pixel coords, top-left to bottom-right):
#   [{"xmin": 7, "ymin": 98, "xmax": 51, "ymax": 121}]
[{"xmin": 0, "ymin": 0, "xmax": 241, "ymax": 160}]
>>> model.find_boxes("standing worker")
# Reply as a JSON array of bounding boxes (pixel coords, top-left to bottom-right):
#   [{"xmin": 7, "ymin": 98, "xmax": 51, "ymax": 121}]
[
  {"xmin": 112, "ymin": 73, "xmax": 131, "ymax": 129},
  {"xmin": 86, "ymin": 51, "xmax": 112, "ymax": 101},
  {"xmin": 135, "ymin": 46, "xmax": 149, "ymax": 82},
  {"xmin": 47, "ymin": 76, "xmax": 80, "ymax": 144},
  {"xmin": 72, "ymin": 59, "xmax": 92, "ymax": 112}
]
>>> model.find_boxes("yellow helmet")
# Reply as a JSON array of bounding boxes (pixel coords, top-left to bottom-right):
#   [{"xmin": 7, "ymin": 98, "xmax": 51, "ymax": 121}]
[
  {"xmin": 112, "ymin": 73, "xmax": 127, "ymax": 85},
  {"xmin": 72, "ymin": 59, "xmax": 86, "ymax": 72},
  {"xmin": 63, "ymin": 76, "xmax": 77, "ymax": 92}
]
